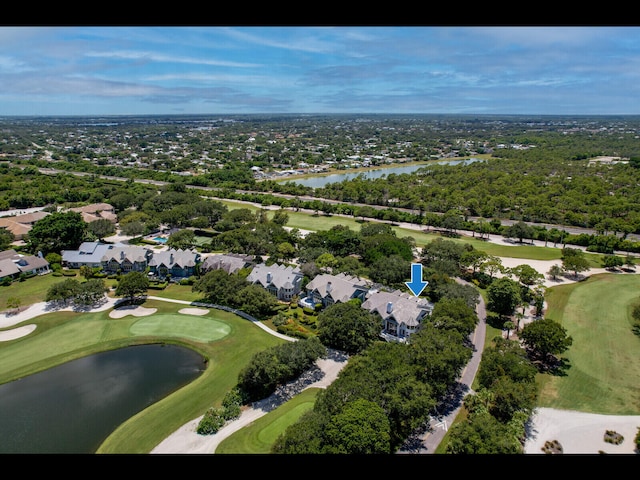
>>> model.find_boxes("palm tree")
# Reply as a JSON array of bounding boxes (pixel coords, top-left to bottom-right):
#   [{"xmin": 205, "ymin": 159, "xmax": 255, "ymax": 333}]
[{"xmin": 503, "ymin": 320, "xmax": 516, "ymax": 339}]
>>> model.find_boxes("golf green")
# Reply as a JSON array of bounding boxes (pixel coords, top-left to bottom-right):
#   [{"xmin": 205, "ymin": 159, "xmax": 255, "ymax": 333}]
[{"xmin": 130, "ymin": 314, "xmax": 231, "ymax": 342}]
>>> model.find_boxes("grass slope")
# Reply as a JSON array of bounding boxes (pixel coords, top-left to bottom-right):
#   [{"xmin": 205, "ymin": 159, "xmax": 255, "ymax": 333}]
[
  {"xmin": 538, "ymin": 273, "xmax": 640, "ymax": 414},
  {"xmin": 0, "ymin": 297, "xmax": 285, "ymax": 454},
  {"xmin": 215, "ymin": 388, "xmax": 320, "ymax": 454},
  {"xmin": 0, "ymin": 204, "xmax": 636, "ymax": 453}
]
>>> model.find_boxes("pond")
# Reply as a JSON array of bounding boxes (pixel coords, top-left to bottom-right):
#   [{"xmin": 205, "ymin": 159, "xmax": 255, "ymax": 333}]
[
  {"xmin": 282, "ymin": 158, "xmax": 484, "ymax": 188},
  {"xmin": 0, "ymin": 343, "xmax": 205, "ymax": 453}
]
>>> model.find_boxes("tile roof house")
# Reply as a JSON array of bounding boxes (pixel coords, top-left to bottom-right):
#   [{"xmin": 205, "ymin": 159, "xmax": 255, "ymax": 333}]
[
  {"xmin": 362, "ymin": 289, "xmax": 434, "ymax": 343},
  {"xmin": 0, "ymin": 211, "xmax": 50, "ymax": 240},
  {"xmin": 302, "ymin": 272, "xmax": 372, "ymax": 308},
  {"xmin": 148, "ymin": 248, "xmax": 201, "ymax": 279},
  {"xmin": 0, "ymin": 249, "xmax": 50, "ymax": 280},
  {"xmin": 200, "ymin": 253, "xmax": 253, "ymax": 275},
  {"xmin": 13, "ymin": 254, "xmax": 50, "ymax": 276},
  {"xmin": 0, "ymin": 258, "xmax": 21, "ymax": 280},
  {"xmin": 68, "ymin": 203, "xmax": 118, "ymax": 224},
  {"xmin": 246, "ymin": 263, "xmax": 303, "ymax": 301}
]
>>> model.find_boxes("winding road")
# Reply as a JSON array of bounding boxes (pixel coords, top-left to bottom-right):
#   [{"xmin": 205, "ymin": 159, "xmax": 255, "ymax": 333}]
[{"xmin": 399, "ymin": 278, "xmax": 487, "ymax": 454}]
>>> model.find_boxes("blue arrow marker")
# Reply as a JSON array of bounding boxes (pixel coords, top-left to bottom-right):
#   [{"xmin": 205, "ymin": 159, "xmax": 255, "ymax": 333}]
[{"xmin": 405, "ymin": 262, "xmax": 428, "ymax": 297}]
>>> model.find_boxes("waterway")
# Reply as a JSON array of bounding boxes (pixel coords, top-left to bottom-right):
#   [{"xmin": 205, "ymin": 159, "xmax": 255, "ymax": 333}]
[
  {"xmin": 283, "ymin": 158, "xmax": 483, "ymax": 188},
  {"xmin": 0, "ymin": 343, "xmax": 205, "ymax": 453}
]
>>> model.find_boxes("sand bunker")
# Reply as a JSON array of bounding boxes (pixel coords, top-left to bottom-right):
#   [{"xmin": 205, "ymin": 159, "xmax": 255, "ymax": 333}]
[
  {"xmin": 178, "ymin": 308, "xmax": 209, "ymax": 316},
  {"xmin": 0, "ymin": 324, "xmax": 37, "ymax": 341},
  {"xmin": 109, "ymin": 306, "xmax": 158, "ymax": 319}
]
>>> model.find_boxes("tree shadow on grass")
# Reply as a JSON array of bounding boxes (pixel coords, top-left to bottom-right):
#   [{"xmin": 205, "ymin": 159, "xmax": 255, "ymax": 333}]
[{"xmin": 534, "ymin": 356, "xmax": 571, "ymax": 376}]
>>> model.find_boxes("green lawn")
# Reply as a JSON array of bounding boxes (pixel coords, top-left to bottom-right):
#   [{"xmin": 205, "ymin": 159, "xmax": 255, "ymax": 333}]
[
  {"xmin": 538, "ymin": 273, "xmax": 640, "ymax": 414},
  {"xmin": 0, "ymin": 273, "xmax": 74, "ymax": 311},
  {"xmin": 0, "ymin": 204, "xmax": 636, "ymax": 453},
  {"xmin": 129, "ymin": 314, "xmax": 231, "ymax": 342},
  {"xmin": 215, "ymin": 387, "xmax": 320, "ymax": 454},
  {"xmin": 0, "ymin": 297, "xmax": 286, "ymax": 454}
]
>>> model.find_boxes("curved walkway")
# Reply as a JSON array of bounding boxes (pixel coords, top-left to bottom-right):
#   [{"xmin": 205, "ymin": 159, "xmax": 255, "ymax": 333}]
[
  {"xmin": 151, "ymin": 348, "xmax": 348, "ymax": 454},
  {"xmin": 2, "ymin": 235, "xmax": 639, "ymax": 453},
  {"xmin": 0, "ymin": 292, "xmax": 345, "ymax": 454}
]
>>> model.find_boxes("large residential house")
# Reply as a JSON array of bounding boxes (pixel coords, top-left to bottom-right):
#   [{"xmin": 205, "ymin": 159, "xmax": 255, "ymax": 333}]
[
  {"xmin": 62, "ymin": 242, "xmax": 202, "ymax": 279},
  {"xmin": 148, "ymin": 249, "xmax": 201, "ymax": 279},
  {"xmin": 67, "ymin": 203, "xmax": 118, "ymax": 224},
  {"xmin": 246, "ymin": 263, "xmax": 303, "ymax": 301},
  {"xmin": 62, "ymin": 242, "xmax": 152, "ymax": 273},
  {"xmin": 62, "ymin": 241, "xmax": 114, "ymax": 269},
  {"xmin": 100, "ymin": 245, "xmax": 152, "ymax": 274},
  {"xmin": 302, "ymin": 272, "xmax": 371, "ymax": 308},
  {"xmin": 0, "ymin": 211, "xmax": 50, "ymax": 241},
  {"xmin": 200, "ymin": 253, "xmax": 253, "ymax": 275},
  {"xmin": 0, "ymin": 249, "xmax": 50, "ymax": 281},
  {"xmin": 362, "ymin": 289, "xmax": 434, "ymax": 343}
]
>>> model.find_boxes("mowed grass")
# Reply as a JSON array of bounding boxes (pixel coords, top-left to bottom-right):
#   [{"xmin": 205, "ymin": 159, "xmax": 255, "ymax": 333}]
[
  {"xmin": 0, "ymin": 297, "xmax": 286, "ymax": 453},
  {"xmin": 0, "ymin": 202, "xmax": 633, "ymax": 453},
  {"xmin": 130, "ymin": 314, "xmax": 231, "ymax": 342},
  {"xmin": 218, "ymin": 198, "xmax": 571, "ymax": 261},
  {"xmin": 0, "ymin": 273, "xmax": 77, "ymax": 310},
  {"xmin": 215, "ymin": 387, "xmax": 320, "ymax": 454},
  {"xmin": 538, "ymin": 273, "xmax": 640, "ymax": 414}
]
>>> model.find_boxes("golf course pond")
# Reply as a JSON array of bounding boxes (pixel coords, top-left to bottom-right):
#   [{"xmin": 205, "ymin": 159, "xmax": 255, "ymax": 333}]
[{"xmin": 0, "ymin": 343, "xmax": 206, "ymax": 453}]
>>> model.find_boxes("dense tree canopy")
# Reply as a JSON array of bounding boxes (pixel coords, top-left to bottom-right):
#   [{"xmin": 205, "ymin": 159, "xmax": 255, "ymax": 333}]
[
  {"xmin": 486, "ymin": 277, "xmax": 522, "ymax": 317},
  {"xmin": 322, "ymin": 398, "xmax": 392, "ymax": 454},
  {"xmin": 27, "ymin": 211, "xmax": 86, "ymax": 255},
  {"xmin": 0, "ymin": 228, "xmax": 15, "ymax": 251},
  {"xmin": 237, "ymin": 337, "xmax": 326, "ymax": 403},
  {"xmin": 114, "ymin": 271, "xmax": 149, "ymax": 300},
  {"xmin": 428, "ymin": 296, "xmax": 478, "ymax": 337},
  {"xmin": 520, "ymin": 317, "xmax": 574, "ymax": 362},
  {"xmin": 445, "ymin": 410, "xmax": 524, "ymax": 454},
  {"xmin": 317, "ymin": 300, "xmax": 382, "ymax": 355},
  {"xmin": 477, "ymin": 338, "xmax": 537, "ymax": 389},
  {"xmin": 86, "ymin": 218, "xmax": 116, "ymax": 240}
]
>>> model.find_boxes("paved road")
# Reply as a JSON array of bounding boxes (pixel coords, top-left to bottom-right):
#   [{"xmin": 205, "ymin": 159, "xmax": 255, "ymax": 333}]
[
  {"xmin": 400, "ymin": 279, "xmax": 487, "ymax": 454},
  {"xmin": 30, "ymin": 165, "xmax": 640, "ymax": 242}
]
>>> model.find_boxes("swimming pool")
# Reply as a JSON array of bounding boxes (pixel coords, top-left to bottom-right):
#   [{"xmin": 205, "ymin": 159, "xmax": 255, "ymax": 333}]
[
  {"xmin": 298, "ymin": 297, "xmax": 316, "ymax": 309},
  {"xmin": 153, "ymin": 237, "xmax": 167, "ymax": 244}
]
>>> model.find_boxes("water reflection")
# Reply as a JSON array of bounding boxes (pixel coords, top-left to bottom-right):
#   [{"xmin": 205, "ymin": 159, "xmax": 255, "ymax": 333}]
[
  {"xmin": 0, "ymin": 344, "xmax": 204, "ymax": 453},
  {"xmin": 285, "ymin": 158, "xmax": 483, "ymax": 188}
]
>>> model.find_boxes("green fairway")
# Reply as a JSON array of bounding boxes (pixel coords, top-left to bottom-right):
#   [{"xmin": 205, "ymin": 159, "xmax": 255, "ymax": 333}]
[
  {"xmin": 130, "ymin": 314, "xmax": 231, "ymax": 342},
  {"xmin": 539, "ymin": 273, "xmax": 640, "ymax": 414},
  {"xmin": 215, "ymin": 387, "xmax": 319, "ymax": 454},
  {"xmin": 216, "ymin": 198, "xmax": 603, "ymax": 263},
  {"xmin": 0, "ymin": 298, "xmax": 285, "ymax": 454},
  {"xmin": 1, "ymin": 200, "xmax": 638, "ymax": 453}
]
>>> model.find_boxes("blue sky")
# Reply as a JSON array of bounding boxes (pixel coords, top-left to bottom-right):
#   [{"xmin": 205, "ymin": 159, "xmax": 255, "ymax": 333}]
[{"xmin": 1, "ymin": 26, "xmax": 640, "ymax": 116}]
